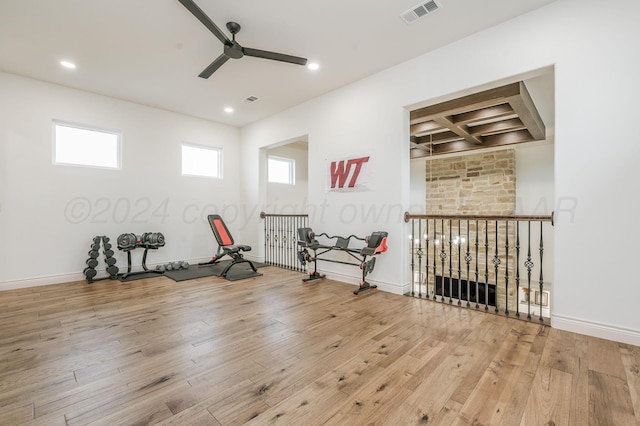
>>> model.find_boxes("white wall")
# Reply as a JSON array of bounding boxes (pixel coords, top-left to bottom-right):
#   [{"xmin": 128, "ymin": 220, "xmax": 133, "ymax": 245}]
[
  {"xmin": 409, "ymin": 158, "xmax": 426, "ymax": 214},
  {"xmin": 0, "ymin": 72, "xmax": 241, "ymax": 288},
  {"xmin": 516, "ymin": 143, "xmax": 555, "ymax": 216},
  {"xmin": 515, "ymin": 142, "xmax": 555, "ymax": 300},
  {"xmin": 241, "ymin": 0, "xmax": 640, "ymax": 344},
  {"xmin": 266, "ymin": 142, "xmax": 308, "ymax": 214}
]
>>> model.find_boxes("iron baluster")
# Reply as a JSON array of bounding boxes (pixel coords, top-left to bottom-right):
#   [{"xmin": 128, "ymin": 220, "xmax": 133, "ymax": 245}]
[
  {"xmin": 526, "ymin": 221, "xmax": 533, "ymax": 320},
  {"xmin": 440, "ymin": 219, "xmax": 446, "ymax": 302},
  {"xmin": 425, "ymin": 220, "xmax": 429, "ymax": 299},
  {"xmin": 411, "ymin": 219, "xmax": 415, "ymax": 297},
  {"xmin": 484, "ymin": 220, "xmax": 489, "ymax": 311},
  {"xmin": 433, "ymin": 220, "xmax": 438, "ymax": 301},
  {"xmin": 474, "ymin": 220, "xmax": 479, "ymax": 309},
  {"xmin": 493, "ymin": 220, "xmax": 500, "ymax": 313},
  {"xmin": 457, "ymin": 220, "xmax": 462, "ymax": 306},
  {"xmin": 538, "ymin": 221, "xmax": 544, "ymax": 323},
  {"xmin": 448, "ymin": 220, "xmax": 453, "ymax": 304},
  {"xmin": 515, "ymin": 221, "xmax": 520, "ymax": 318},
  {"xmin": 505, "ymin": 221, "xmax": 509, "ymax": 316},
  {"xmin": 264, "ymin": 216, "xmax": 268, "ymax": 265},
  {"xmin": 417, "ymin": 220, "xmax": 423, "ymax": 298},
  {"xmin": 465, "ymin": 220, "xmax": 471, "ymax": 308}
]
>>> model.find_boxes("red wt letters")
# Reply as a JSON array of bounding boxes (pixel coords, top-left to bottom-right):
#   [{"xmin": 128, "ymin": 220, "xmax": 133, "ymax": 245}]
[{"xmin": 329, "ymin": 156, "xmax": 370, "ymax": 189}]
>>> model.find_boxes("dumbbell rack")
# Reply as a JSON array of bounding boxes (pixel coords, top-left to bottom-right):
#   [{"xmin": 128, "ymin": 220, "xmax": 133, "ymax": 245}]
[
  {"xmin": 117, "ymin": 233, "xmax": 165, "ymax": 280},
  {"xmin": 84, "ymin": 236, "xmax": 119, "ymax": 284}
]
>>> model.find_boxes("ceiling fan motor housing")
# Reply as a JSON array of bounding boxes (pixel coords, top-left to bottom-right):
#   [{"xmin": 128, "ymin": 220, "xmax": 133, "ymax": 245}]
[{"xmin": 225, "ymin": 42, "xmax": 244, "ymax": 59}]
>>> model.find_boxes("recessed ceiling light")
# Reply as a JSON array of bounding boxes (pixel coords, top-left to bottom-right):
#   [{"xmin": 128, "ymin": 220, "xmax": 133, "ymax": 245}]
[
  {"xmin": 307, "ymin": 62, "xmax": 320, "ymax": 71},
  {"xmin": 60, "ymin": 60, "xmax": 76, "ymax": 69},
  {"xmin": 224, "ymin": 107, "xmax": 234, "ymax": 113}
]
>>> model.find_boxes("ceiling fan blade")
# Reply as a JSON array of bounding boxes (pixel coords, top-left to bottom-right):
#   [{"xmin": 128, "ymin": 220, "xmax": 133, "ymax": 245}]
[
  {"xmin": 243, "ymin": 47, "xmax": 307, "ymax": 66},
  {"xmin": 198, "ymin": 54, "xmax": 230, "ymax": 79},
  {"xmin": 178, "ymin": 0, "xmax": 230, "ymax": 45}
]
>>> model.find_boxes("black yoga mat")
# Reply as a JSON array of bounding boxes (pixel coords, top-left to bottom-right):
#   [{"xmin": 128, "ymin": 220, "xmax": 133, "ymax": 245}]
[{"xmin": 163, "ymin": 260, "xmax": 267, "ymax": 282}]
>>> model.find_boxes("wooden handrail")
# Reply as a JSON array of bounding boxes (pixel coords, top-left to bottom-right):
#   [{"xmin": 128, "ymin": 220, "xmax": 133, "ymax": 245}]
[
  {"xmin": 404, "ymin": 211, "xmax": 554, "ymax": 226},
  {"xmin": 260, "ymin": 212, "xmax": 309, "ymax": 219}
]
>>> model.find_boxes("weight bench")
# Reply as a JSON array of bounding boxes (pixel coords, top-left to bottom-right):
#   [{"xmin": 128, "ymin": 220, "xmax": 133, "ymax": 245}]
[
  {"xmin": 199, "ymin": 214, "xmax": 262, "ymax": 280},
  {"xmin": 297, "ymin": 228, "xmax": 388, "ymax": 295}
]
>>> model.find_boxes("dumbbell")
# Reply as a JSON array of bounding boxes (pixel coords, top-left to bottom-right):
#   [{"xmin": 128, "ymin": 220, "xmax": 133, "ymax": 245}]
[
  {"xmin": 88, "ymin": 250, "xmax": 99, "ymax": 259},
  {"xmin": 117, "ymin": 233, "xmax": 137, "ymax": 250},
  {"xmin": 93, "ymin": 236, "xmax": 102, "ymax": 245},
  {"xmin": 181, "ymin": 261, "xmax": 189, "ymax": 269},
  {"xmin": 86, "ymin": 258, "xmax": 99, "ymax": 268},
  {"xmin": 103, "ymin": 249, "xmax": 115, "ymax": 258},
  {"xmin": 104, "ymin": 257, "xmax": 116, "ymax": 266},
  {"xmin": 90, "ymin": 243, "xmax": 101, "ymax": 251},
  {"xmin": 103, "ymin": 242, "xmax": 112, "ymax": 251},
  {"xmin": 156, "ymin": 264, "xmax": 166, "ymax": 272},
  {"xmin": 106, "ymin": 265, "xmax": 119, "ymax": 276},
  {"xmin": 83, "ymin": 267, "xmax": 97, "ymax": 279}
]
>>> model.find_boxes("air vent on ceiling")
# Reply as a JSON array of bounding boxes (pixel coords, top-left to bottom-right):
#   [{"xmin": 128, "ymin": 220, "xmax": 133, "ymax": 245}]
[
  {"xmin": 401, "ymin": 0, "xmax": 441, "ymax": 25},
  {"xmin": 244, "ymin": 95, "xmax": 260, "ymax": 103}
]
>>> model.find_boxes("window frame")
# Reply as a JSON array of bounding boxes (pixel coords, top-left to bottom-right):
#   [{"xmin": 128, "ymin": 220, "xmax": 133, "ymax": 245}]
[
  {"xmin": 268, "ymin": 155, "xmax": 296, "ymax": 185},
  {"xmin": 181, "ymin": 142, "xmax": 223, "ymax": 179},
  {"xmin": 52, "ymin": 120, "xmax": 122, "ymax": 170}
]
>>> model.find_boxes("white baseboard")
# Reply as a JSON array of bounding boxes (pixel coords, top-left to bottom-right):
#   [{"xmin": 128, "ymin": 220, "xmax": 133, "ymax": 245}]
[
  {"xmin": 552, "ymin": 314, "xmax": 640, "ymax": 346},
  {"xmin": 0, "ymin": 256, "xmax": 213, "ymax": 292},
  {"xmin": 317, "ymin": 269, "xmax": 403, "ymax": 295},
  {"xmin": 0, "ymin": 272, "xmax": 85, "ymax": 291}
]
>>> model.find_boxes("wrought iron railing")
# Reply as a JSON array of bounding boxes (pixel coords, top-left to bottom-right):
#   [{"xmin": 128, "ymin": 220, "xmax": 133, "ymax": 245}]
[
  {"xmin": 405, "ymin": 212, "xmax": 554, "ymax": 322},
  {"xmin": 260, "ymin": 212, "xmax": 309, "ymax": 271}
]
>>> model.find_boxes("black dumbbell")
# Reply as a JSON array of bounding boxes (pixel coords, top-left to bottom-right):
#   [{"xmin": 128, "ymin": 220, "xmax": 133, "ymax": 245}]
[
  {"xmin": 117, "ymin": 233, "xmax": 137, "ymax": 250},
  {"xmin": 93, "ymin": 236, "xmax": 101, "ymax": 244},
  {"xmin": 88, "ymin": 250, "xmax": 99, "ymax": 259},
  {"xmin": 86, "ymin": 258, "xmax": 99, "ymax": 268},
  {"xmin": 104, "ymin": 257, "xmax": 117, "ymax": 266},
  {"xmin": 103, "ymin": 249, "xmax": 115, "ymax": 258},
  {"xmin": 103, "ymin": 242, "xmax": 112, "ymax": 251},
  {"xmin": 90, "ymin": 243, "xmax": 101, "ymax": 251},
  {"xmin": 83, "ymin": 267, "xmax": 97, "ymax": 279},
  {"xmin": 106, "ymin": 265, "xmax": 119, "ymax": 276}
]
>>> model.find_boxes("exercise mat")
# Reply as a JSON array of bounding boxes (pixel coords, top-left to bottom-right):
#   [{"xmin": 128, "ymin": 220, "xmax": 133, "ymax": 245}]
[
  {"xmin": 117, "ymin": 271, "xmax": 164, "ymax": 282},
  {"xmin": 164, "ymin": 260, "xmax": 267, "ymax": 282}
]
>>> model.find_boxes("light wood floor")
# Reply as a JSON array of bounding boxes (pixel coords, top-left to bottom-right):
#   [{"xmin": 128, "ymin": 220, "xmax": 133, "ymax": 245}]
[{"xmin": 0, "ymin": 267, "xmax": 638, "ymax": 425}]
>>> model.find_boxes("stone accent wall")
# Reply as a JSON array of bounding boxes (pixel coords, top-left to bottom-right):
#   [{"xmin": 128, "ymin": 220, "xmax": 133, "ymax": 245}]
[
  {"xmin": 421, "ymin": 149, "xmax": 517, "ymax": 311},
  {"xmin": 426, "ymin": 150, "xmax": 515, "ymax": 216}
]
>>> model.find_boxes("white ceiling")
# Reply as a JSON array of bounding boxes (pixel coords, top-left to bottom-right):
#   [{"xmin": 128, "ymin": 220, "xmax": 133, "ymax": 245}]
[{"xmin": 0, "ymin": 0, "xmax": 556, "ymax": 128}]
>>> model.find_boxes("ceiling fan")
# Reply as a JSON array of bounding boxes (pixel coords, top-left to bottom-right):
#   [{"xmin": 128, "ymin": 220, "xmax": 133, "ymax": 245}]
[{"xmin": 178, "ymin": 0, "xmax": 308, "ymax": 78}]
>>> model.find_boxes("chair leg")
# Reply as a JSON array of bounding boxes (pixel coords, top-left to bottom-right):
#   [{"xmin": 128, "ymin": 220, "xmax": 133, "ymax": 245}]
[{"xmin": 220, "ymin": 258, "xmax": 258, "ymax": 278}]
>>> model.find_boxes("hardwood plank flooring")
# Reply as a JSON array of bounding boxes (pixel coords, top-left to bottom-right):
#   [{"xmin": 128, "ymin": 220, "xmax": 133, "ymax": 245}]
[{"xmin": 0, "ymin": 267, "xmax": 638, "ymax": 425}]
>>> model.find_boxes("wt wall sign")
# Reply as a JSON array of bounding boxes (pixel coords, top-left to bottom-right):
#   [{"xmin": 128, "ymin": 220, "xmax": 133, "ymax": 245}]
[{"xmin": 327, "ymin": 156, "xmax": 371, "ymax": 192}]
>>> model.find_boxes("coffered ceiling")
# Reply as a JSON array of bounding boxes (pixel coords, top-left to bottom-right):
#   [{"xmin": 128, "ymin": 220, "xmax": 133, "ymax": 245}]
[{"xmin": 410, "ymin": 81, "xmax": 547, "ymax": 158}]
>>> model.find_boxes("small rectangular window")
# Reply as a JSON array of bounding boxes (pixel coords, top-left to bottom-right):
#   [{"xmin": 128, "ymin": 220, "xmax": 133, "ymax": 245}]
[
  {"xmin": 268, "ymin": 156, "xmax": 295, "ymax": 185},
  {"xmin": 53, "ymin": 121, "xmax": 121, "ymax": 169},
  {"xmin": 181, "ymin": 143, "xmax": 222, "ymax": 178}
]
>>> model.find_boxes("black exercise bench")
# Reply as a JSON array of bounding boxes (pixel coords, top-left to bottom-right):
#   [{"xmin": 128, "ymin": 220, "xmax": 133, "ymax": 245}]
[{"xmin": 296, "ymin": 228, "xmax": 388, "ymax": 295}]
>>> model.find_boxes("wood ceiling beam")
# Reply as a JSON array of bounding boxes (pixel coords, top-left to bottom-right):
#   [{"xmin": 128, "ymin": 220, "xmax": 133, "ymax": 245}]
[
  {"xmin": 410, "ymin": 129, "xmax": 535, "ymax": 158},
  {"xmin": 414, "ymin": 130, "xmax": 463, "ymax": 145},
  {"xmin": 507, "ymin": 82, "xmax": 546, "ymax": 140},
  {"xmin": 410, "ymin": 120, "xmax": 442, "ymax": 136},
  {"xmin": 468, "ymin": 118, "xmax": 525, "ymax": 136},
  {"xmin": 409, "ymin": 82, "xmax": 521, "ymax": 124},
  {"xmin": 434, "ymin": 116, "xmax": 482, "ymax": 145},
  {"xmin": 451, "ymin": 104, "xmax": 514, "ymax": 125}
]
